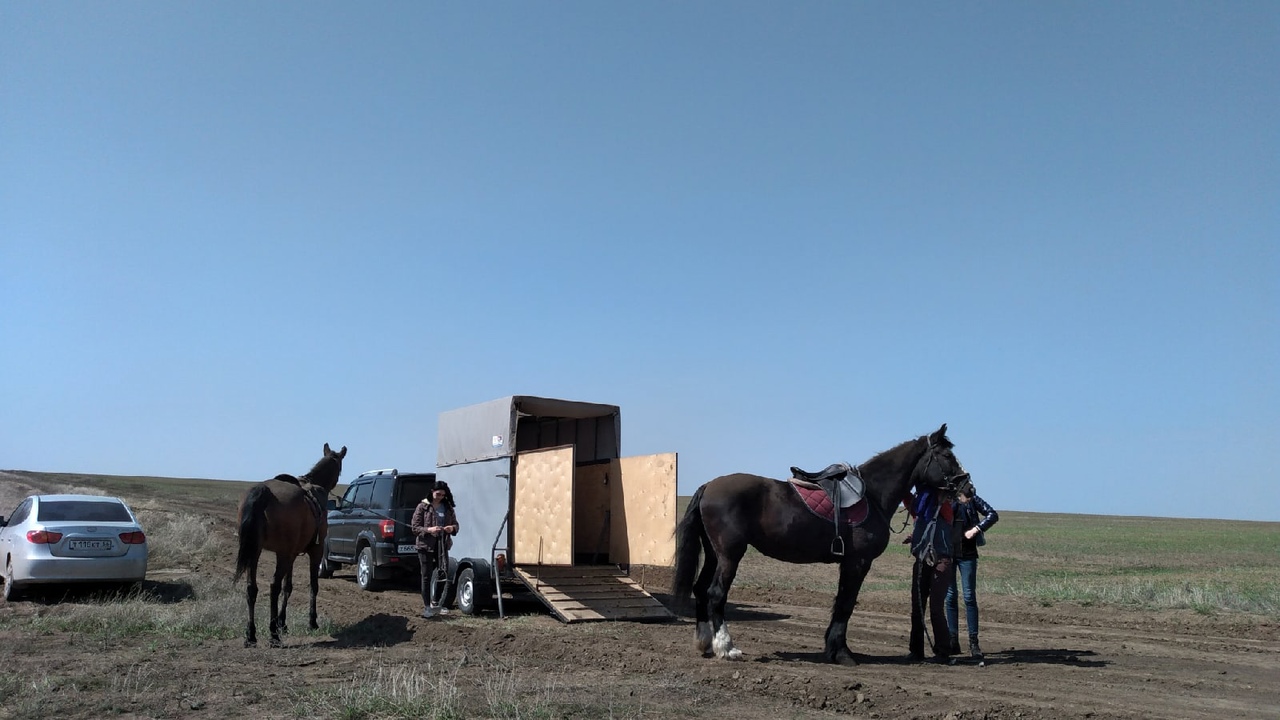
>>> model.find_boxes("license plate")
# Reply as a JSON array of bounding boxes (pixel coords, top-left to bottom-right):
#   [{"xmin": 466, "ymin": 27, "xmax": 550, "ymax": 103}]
[
  {"xmin": 397, "ymin": 544, "xmax": 417, "ymax": 554},
  {"xmin": 69, "ymin": 539, "xmax": 112, "ymax": 551}
]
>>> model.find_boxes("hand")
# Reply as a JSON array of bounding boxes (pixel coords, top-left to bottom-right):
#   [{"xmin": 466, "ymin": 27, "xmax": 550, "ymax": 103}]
[
  {"xmin": 428, "ymin": 526, "xmax": 441, "ymax": 536},
  {"xmin": 965, "ymin": 526, "xmax": 980, "ymax": 539},
  {"xmin": 446, "ymin": 525, "xmax": 457, "ymax": 533}
]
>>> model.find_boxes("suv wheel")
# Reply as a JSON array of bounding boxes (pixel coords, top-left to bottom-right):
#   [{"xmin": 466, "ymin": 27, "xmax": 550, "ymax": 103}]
[
  {"xmin": 356, "ymin": 546, "xmax": 378, "ymax": 591},
  {"xmin": 318, "ymin": 544, "xmax": 338, "ymax": 579}
]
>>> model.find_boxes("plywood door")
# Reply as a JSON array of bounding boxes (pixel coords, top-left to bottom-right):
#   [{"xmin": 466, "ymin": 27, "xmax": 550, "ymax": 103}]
[
  {"xmin": 513, "ymin": 445, "xmax": 575, "ymax": 566},
  {"xmin": 609, "ymin": 452, "xmax": 677, "ymax": 566}
]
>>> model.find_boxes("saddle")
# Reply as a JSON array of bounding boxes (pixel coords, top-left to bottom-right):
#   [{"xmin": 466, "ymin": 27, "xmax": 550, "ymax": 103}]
[
  {"xmin": 789, "ymin": 463, "xmax": 864, "ymax": 508},
  {"xmin": 273, "ymin": 474, "xmax": 326, "ymax": 545}
]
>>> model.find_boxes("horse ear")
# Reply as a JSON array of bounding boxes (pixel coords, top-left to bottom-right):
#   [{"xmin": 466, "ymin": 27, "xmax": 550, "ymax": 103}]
[
  {"xmin": 338, "ymin": 445, "xmax": 347, "ymax": 459},
  {"xmin": 931, "ymin": 424, "xmax": 949, "ymax": 443},
  {"xmin": 324, "ymin": 442, "xmax": 332, "ymax": 455}
]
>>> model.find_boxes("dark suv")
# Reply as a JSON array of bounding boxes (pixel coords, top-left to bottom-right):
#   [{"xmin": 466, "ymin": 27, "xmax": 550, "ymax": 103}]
[{"xmin": 320, "ymin": 469, "xmax": 435, "ymax": 591}]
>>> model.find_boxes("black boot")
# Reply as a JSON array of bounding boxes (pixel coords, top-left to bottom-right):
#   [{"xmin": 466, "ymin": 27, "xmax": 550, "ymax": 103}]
[
  {"xmin": 969, "ymin": 635, "xmax": 984, "ymax": 663},
  {"xmin": 948, "ymin": 634, "xmax": 961, "ymax": 655}
]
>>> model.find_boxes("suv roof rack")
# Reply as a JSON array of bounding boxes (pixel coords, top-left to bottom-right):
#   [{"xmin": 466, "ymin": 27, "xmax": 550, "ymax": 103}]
[{"xmin": 357, "ymin": 468, "xmax": 398, "ymax": 479}]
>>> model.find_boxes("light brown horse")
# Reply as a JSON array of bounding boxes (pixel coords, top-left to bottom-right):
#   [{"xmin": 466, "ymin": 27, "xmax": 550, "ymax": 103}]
[{"xmin": 234, "ymin": 443, "xmax": 346, "ymax": 647}]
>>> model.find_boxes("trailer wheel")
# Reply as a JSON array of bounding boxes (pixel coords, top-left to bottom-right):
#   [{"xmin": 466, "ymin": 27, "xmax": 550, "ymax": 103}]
[
  {"xmin": 457, "ymin": 568, "xmax": 482, "ymax": 615},
  {"xmin": 356, "ymin": 546, "xmax": 378, "ymax": 591}
]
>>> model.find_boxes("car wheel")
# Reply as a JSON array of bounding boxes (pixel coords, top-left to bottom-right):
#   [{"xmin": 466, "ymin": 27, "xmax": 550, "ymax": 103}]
[
  {"xmin": 355, "ymin": 546, "xmax": 377, "ymax": 591},
  {"xmin": 2, "ymin": 562, "xmax": 20, "ymax": 603},
  {"xmin": 318, "ymin": 544, "xmax": 338, "ymax": 579},
  {"xmin": 457, "ymin": 568, "xmax": 481, "ymax": 615}
]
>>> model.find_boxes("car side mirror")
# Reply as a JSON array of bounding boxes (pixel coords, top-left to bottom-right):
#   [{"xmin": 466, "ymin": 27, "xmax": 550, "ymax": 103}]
[
  {"xmin": 0, "ymin": 515, "xmax": 6, "ymax": 526},
  {"xmin": 326, "ymin": 499, "xmax": 337, "ymax": 512}
]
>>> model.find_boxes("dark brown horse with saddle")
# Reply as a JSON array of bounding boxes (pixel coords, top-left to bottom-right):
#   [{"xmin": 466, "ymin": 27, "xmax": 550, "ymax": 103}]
[
  {"xmin": 672, "ymin": 425, "xmax": 968, "ymax": 664},
  {"xmin": 234, "ymin": 443, "xmax": 346, "ymax": 647}
]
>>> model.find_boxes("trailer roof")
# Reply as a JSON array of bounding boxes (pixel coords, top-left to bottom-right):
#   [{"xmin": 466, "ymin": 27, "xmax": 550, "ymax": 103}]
[{"xmin": 436, "ymin": 395, "xmax": 621, "ymax": 467}]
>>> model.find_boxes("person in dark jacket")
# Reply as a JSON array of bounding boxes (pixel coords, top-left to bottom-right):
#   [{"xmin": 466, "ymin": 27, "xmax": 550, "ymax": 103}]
[
  {"xmin": 410, "ymin": 480, "xmax": 459, "ymax": 618},
  {"xmin": 945, "ymin": 481, "xmax": 999, "ymax": 663},
  {"xmin": 905, "ymin": 487, "xmax": 957, "ymax": 662}
]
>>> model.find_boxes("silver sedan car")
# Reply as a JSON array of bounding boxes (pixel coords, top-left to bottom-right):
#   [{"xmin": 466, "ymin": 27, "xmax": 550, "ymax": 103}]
[{"xmin": 0, "ymin": 494, "xmax": 149, "ymax": 601}]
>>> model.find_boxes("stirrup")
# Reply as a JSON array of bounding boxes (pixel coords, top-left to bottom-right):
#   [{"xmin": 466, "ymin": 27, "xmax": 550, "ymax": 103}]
[{"xmin": 830, "ymin": 536, "xmax": 845, "ymax": 557}]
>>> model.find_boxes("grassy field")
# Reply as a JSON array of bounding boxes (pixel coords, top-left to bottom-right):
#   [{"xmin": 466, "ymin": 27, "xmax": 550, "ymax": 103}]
[
  {"xmin": 676, "ymin": 494, "xmax": 1280, "ymax": 617},
  {"xmin": 9, "ymin": 471, "xmax": 1276, "ymax": 618},
  {"xmin": 2, "ymin": 472, "xmax": 1278, "ymax": 718}
]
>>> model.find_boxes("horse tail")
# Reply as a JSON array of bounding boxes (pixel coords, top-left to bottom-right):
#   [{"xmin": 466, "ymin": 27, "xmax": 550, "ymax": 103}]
[
  {"xmin": 234, "ymin": 483, "xmax": 271, "ymax": 584},
  {"xmin": 672, "ymin": 483, "xmax": 708, "ymax": 600}
]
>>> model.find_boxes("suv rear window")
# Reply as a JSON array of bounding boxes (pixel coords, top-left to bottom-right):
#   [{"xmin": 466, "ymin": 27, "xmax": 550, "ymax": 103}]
[
  {"xmin": 38, "ymin": 500, "xmax": 132, "ymax": 523},
  {"xmin": 396, "ymin": 476, "xmax": 435, "ymax": 509}
]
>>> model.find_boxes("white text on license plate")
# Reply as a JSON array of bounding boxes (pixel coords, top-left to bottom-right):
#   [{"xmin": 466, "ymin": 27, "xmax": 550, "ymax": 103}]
[
  {"xmin": 69, "ymin": 539, "xmax": 112, "ymax": 550},
  {"xmin": 397, "ymin": 544, "xmax": 417, "ymax": 554}
]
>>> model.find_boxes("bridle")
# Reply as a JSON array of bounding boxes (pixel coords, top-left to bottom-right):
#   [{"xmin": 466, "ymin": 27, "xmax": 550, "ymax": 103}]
[{"xmin": 917, "ymin": 436, "xmax": 970, "ymax": 494}]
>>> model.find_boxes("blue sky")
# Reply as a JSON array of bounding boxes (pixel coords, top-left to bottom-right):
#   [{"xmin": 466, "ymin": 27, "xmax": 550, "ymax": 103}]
[{"xmin": 2, "ymin": 3, "xmax": 1276, "ymax": 521}]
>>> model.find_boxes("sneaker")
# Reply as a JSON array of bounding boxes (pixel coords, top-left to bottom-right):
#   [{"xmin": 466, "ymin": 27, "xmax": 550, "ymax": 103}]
[{"xmin": 421, "ymin": 606, "xmax": 438, "ymax": 618}]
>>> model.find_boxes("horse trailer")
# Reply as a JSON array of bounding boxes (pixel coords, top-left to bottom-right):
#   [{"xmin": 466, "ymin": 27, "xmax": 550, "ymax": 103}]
[{"xmin": 434, "ymin": 395, "xmax": 676, "ymax": 622}]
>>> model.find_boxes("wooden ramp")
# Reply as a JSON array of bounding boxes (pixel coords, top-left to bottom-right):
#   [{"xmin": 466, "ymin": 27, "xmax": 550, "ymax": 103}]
[{"xmin": 513, "ymin": 565, "xmax": 675, "ymax": 623}]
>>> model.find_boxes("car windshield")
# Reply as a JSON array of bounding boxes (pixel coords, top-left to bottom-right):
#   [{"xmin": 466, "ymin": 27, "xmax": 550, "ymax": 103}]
[{"xmin": 37, "ymin": 500, "xmax": 132, "ymax": 523}]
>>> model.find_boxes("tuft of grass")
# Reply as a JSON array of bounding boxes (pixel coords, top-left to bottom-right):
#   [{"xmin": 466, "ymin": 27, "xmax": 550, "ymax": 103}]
[{"xmin": 294, "ymin": 656, "xmax": 465, "ymax": 720}]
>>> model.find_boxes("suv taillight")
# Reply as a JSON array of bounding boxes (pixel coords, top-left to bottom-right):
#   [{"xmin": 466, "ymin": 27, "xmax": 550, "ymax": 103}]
[
  {"xmin": 26, "ymin": 530, "xmax": 63, "ymax": 544},
  {"xmin": 379, "ymin": 520, "xmax": 395, "ymax": 540}
]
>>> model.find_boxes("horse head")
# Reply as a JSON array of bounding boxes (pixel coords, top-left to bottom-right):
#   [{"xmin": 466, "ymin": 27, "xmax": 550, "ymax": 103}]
[
  {"xmin": 911, "ymin": 423, "xmax": 969, "ymax": 495},
  {"xmin": 305, "ymin": 443, "xmax": 347, "ymax": 493}
]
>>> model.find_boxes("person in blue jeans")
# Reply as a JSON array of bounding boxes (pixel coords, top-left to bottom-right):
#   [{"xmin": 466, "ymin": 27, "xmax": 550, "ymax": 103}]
[{"xmin": 946, "ymin": 481, "xmax": 999, "ymax": 663}]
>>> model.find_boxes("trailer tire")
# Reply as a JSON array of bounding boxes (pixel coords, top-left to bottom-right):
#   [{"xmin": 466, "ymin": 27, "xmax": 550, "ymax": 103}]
[{"xmin": 457, "ymin": 568, "xmax": 483, "ymax": 615}]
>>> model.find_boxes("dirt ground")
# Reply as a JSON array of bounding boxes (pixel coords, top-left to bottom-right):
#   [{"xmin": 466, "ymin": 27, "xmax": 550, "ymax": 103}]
[{"xmin": 1, "ymin": 473, "xmax": 1277, "ymax": 719}]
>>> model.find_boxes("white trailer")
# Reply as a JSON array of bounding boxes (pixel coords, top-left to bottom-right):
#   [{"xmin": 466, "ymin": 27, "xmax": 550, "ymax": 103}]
[{"xmin": 434, "ymin": 395, "xmax": 676, "ymax": 622}]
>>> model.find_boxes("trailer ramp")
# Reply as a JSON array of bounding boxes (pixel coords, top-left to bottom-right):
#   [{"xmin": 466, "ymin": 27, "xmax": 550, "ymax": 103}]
[{"xmin": 513, "ymin": 565, "xmax": 674, "ymax": 623}]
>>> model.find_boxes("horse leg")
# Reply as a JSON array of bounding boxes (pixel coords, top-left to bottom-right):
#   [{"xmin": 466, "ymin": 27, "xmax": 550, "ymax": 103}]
[
  {"xmin": 269, "ymin": 558, "xmax": 289, "ymax": 647},
  {"xmin": 307, "ymin": 545, "xmax": 322, "ymax": 630},
  {"xmin": 244, "ymin": 562, "xmax": 259, "ymax": 648},
  {"xmin": 823, "ymin": 556, "xmax": 871, "ymax": 665},
  {"xmin": 707, "ymin": 550, "xmax": 745, "ymax": 660},
  {"xmin": 691, "ymin": 535, "xmax": 718, "ymax": 655}
]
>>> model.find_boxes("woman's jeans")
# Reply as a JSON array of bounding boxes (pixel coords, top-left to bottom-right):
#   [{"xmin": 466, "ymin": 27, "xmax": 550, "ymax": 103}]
[{"xmin": 945, "ymin": 557, "xmax": 979, "ymax": 638}]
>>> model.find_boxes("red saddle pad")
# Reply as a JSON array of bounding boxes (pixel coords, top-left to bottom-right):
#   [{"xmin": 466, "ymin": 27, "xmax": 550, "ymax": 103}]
[{"xmin": 792, "ymin": 482, "xmax": 869, "ymax": 526}]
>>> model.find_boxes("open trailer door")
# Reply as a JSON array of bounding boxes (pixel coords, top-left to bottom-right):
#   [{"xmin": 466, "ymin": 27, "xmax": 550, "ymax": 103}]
[
  {"xmin": 611, "ymin": 452, "xmax": 677, "ymax": 566},
  {"xmin": 513, "ymin": 445, "xmax": 575, "ymax": 566}
]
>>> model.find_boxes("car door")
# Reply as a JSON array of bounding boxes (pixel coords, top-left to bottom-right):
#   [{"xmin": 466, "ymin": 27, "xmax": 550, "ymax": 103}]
[
  {"xmin": 327, "ymin": 482, "xmax": 367, "ymax": 561},
  {"xmin": 0, "ymin": 499, "xmax": 33, "ymax": 574}
]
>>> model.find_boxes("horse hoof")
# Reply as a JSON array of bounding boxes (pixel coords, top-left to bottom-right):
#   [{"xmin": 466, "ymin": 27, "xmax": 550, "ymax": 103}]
[
  {"xmin": 269, "ymin": 638, "xmax": 282, "ymax": 648},
  {"xmin": 244, "ymin": 639, "xmax": 256, "ymax": 648},
  {"xmin": 830, "ymin": 652, "xmax": 858, "ymax": 667},
  {"xmin": 720, "ymin": 648, "xmax": 744, "ymax": 661}
]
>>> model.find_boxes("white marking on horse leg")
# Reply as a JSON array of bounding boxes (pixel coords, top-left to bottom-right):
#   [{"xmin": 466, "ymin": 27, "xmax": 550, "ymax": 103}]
[
  {"xmin": 695, "ymin": 621, "xmax": 713, "ymax": 653},
  {"xmin": 713, "ymin": 624, "xmax": 743, "ymax": 660}
]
